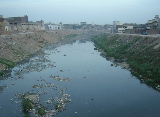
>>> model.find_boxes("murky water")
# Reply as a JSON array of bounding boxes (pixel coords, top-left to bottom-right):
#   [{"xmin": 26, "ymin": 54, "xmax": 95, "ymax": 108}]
[{"xmin": 0, "ymin": 40, "xmax": 160, "ymax": 117}]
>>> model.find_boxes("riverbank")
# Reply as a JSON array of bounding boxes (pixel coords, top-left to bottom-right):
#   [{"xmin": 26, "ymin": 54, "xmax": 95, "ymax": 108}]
[
  {"xmin": 0, "ymin": 29, "xmax": 100, "ymax": 76},
  {"xmin": 92, "ymin": 33, "xmax": 160, "ymax": 90}
]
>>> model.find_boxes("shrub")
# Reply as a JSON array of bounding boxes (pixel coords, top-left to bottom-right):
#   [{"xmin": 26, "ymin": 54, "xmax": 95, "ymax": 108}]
[
  {"xmin": 22, "ymin": 99, "xmax": 33, "ymax": 112},
  {"xmin": 38, "ymin": 108, "xmax": 46, "ymax": 116}
]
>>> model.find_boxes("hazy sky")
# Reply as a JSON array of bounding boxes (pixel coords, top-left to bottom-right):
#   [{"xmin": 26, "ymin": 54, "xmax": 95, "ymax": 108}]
[{"xmin": 0, "ymin": 0, "xmax": 160, "ymax": 25}]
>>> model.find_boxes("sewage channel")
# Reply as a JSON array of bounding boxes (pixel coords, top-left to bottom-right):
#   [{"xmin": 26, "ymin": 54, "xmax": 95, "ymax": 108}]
[{"xmin": 0, "ymin": 39, "xmax": 160, "ymax": 117}]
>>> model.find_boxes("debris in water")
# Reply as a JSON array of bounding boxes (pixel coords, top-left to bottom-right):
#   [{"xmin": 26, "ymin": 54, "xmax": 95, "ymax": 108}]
[{"xmin": 50, "ymin": 75, "xmax": 71, "ymax": 81}]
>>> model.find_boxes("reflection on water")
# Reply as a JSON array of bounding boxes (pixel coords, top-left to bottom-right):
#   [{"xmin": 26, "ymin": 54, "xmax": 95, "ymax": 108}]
[{"xmin": 0, "ymin": 40, "xmax": 160, "ymax": 117}]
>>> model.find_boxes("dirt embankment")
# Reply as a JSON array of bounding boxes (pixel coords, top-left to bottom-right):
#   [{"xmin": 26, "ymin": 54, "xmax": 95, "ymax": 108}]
[
  {"xmin": 0, "ymin": 29, "xmax": 89, "ymax": 73},
  {"xmin": 92, "ymin": 33, "xmax": 160, "ymax": 89}
]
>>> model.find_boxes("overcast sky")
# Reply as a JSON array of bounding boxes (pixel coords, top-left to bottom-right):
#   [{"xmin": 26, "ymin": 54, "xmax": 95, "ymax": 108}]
[{"xmin": 0, "ymin": 0, "xmax": 160, "ymax": 25}]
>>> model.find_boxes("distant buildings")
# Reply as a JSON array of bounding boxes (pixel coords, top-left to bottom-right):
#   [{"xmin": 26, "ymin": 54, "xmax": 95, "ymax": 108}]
[
  {"xmin": 45, "ymin": 23, "xmax": 62, "ymax": 30},
  {"xmin": 0, "ymin": 15, "xmax": 45, "ymax": 32},
  {"xmin": 146, "ymin": 15, "xmax": 160, "ymax": 30},
  {"xmin": 0, "ymin": 15, "xmax": 11, "ymax": 32},
  {"xmin": 80, "ymin": 22, "xmax": 87, "ymax": 26},
  {"xmin": 1, "ymin": 14, "xmax": 160, "ymax": 35},
  {"xmin": 113, "ymin": 15, "xmax": 160, "ymax": 34}
]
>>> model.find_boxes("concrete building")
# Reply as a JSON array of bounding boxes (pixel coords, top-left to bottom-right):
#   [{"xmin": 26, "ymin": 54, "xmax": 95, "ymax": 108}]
[
  {"xmin": 4, "ymin": 15, "xmax": 28, "ymax": 30},
  {"xmin": 118, "ymin": 27, "xmax": 125, "ymax": 33},
  {"xmin": 113, "ymin": 21, "xmax": 122, "ymax": 33},
  {"xmin": 2, "ymin": 15, "xmax": 45, "ymax": 31},
  {"xmin": 0, "ymin": 15, "xmax": 11, "ymax": 32},
  {"xmin": 146, "ymin": 15, "xmax": 160, "ymax": 30},
  {"xmin": 3, "ymin": 20, "xmax": 11, "ymax": 31},
  {"xmin": 0, "ymin": 16, "xmax": 3, "ymax": 31},
  {"xmin": 80, "ymin": 22, "xmax": 86, "ymax": 25},
  {"xmin": 22, "ymin": 20, "xmax": 45, "ymax": 30},
  {"xmin": 128, "ymin": 24, "xmax": 146, "ymax": 34},
  {"xmin": 155, "ymin": 15, "xmax": 160, "ymax": 30},
  {"xmin": 45, "ymin": 23, "xmax": 61, "ymax": 30}
]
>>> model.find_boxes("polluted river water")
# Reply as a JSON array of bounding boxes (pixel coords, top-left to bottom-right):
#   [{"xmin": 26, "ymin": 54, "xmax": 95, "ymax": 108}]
[{"xmin": 0, "ymin": 39, "xmax": 160, "ymax": 117}]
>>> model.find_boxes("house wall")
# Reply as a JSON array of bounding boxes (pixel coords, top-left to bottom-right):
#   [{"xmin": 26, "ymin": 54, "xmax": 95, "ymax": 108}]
[
  {"xmin": 146, "ymin": 29, "xmax": 160, "ymax": 34},
  {"xmin": 47, "ymin": 24, "xmax": 61, "ymax": 30},
  {"xmin": 129, "ymin": 29, "xmax": 144, "ymax": 34},
  {"xmin": 157, "ymin": 19, "xmax": 160, "ymax": 30},
  {"xmin": 113, "ymin": 21, "xmax": 122, "ymax": 33},
  {"xmin": 5, "ymin": 26, "xmax": 9, "ymax": 31},
  {"xmin": 21, "ymin": 21, "xmax": 44, "ymax": 31},
  {"xmin": 118, "ymin": 28, "xmax": 125, "ymax": 33},
  {"xmin": 126, "ymin": 26, "xmax": 133, "ymax": 29},
  {"xmin": 0, "ymin": 19, "xmax": 11, "ymax": 31}
]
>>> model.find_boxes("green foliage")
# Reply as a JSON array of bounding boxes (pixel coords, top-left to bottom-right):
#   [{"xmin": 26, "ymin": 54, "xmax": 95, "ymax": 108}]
[
  {"xmin": 0, "ymin": 58, "xmax": 16, "ymax": 68},
  {"xmin": 0, "ymin": 58, "xmax": 16, "ymax": 76},
  {"xmin": 92, "ymin": 34, "xmax": 160, "ymax": 89},
  {"xmin": 22, "ymin": 99, "xmax": 33, "ymax": 112},
  {"xmin": 0, "ymin": 71, "xmax": 4, "ymax": 76},
  {"xmin": 38, "ymin": 108, "xmax": 46, "ymax": 116},
  {"xmin": 23, "ymin": 114, "xmax": 30, "ymax": 117}
]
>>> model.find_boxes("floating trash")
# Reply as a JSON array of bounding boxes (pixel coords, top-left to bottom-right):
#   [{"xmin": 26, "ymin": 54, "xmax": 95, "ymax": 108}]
[
  {"xmin": 14, "ymin": 57, "xmax": 55, "ymax": 76},
  {"xmin": 32, "ymin": 84, "xmax": 44, "ymax": 88},
  {"xmin": 15, "ymin": 85, "xmax": 71, "ymax": 117},
  {"xmin": 50, "ymin": 75, "xmax": 71, "ymax": 81},
  {"xmin": 54, "ymin": 93, "xmax": 71, "ymax": 112},
  {"xmin": 24, "ymin": 94, "xmax": 39, "ymax": 103}
]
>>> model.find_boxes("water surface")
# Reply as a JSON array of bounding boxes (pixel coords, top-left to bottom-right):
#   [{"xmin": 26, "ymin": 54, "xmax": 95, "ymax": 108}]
[{"xmin": 0, "ymin": 40, "xmax": 160, "ymax": 117}]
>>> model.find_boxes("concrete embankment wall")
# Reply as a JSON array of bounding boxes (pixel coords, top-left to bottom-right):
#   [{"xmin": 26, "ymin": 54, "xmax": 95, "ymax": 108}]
[{"xmin": 0, "ymin": 30, "xmax": 87, "ymax": 72}]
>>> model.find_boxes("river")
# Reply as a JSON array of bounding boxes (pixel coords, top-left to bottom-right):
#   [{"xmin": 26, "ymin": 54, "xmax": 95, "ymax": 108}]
[{"xmin": 0, "ymin": 39, "xmax": 160, "ymax": 117}]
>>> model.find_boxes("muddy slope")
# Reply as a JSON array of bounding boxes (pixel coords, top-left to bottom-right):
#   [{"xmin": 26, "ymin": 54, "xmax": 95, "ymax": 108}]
[
  {"xmin": 0, "ymin": 30, "xmax": 89, "ymax": 74},
  {"xmin": 92, "ymin": 33, "xmax": 160, "ymax": 89}
]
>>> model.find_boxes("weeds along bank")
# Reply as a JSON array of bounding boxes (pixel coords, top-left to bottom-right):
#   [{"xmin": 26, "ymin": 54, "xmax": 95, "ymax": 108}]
[
  {"xmin": 0, "ymin": 30, "xmax": 87, "ymax": 76},
  {"xmin": 92, "ymin": 33, "xmax": 160, "ymax": 90}
]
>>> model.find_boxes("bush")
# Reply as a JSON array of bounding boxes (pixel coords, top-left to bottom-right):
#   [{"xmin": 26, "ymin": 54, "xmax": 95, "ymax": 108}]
[
  {"xmin": 38, "ymin": 108, "xmax": 46, "ymax": 116},
  {"xmin": 92, "ymin": 34, "xmax": 160, "ymax": 89},
  {"xmin": 22, "ymin": 99, "xmax": 33, "ymax": 112}
]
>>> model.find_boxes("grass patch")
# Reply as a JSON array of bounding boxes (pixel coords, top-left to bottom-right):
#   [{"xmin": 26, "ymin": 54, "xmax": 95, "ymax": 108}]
[
  {"xmin": 23, "ymin": 114, "xmax": 30, "ymax": 117},
  {"xmin": 0, "ymin": 58, "xmax": 16, "ymax": 76},
  {"xmin": 0, "ymin": 71, "xmax": 4, "ymax": 76},
  {"xmin": 0, "ymin": 58, "xmax": 16, "ymax": 68},
  {"xmin": 38, "ymin": 108, "xmax": 46, "ymax": 116},
  {"xmin": 22, "ymin": 99, "xmax": 33, "ymax": 112},
  {"xmin": 92, "ymin": 34, "xmax": 160, "ymax": 89}
]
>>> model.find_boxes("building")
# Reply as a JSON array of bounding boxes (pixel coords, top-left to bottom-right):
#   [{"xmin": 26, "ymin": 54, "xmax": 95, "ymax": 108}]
[
  {"xmin": 104, "ymin": 24, "xmax": 113, "ymax": 33},
  {"xmin": 2, "ymin": 15, "xmax": 45, "ymax": 31},
  {"xmin": 4, "ymin": 15, "xmax": 28, "ymax": 30},
  {"xmin": 146, "ymin": 15, "xmax": 160, "ymax": 30},
  {"xmin": 22, "ymin": 20, "xmax": 45, "ymax": 30},
  {"xmin": 80, "ymin": 22, "xmax": 86, "ymax": 26},
  {"xmin": 113, "ymin": 21, "xmax": 122, "ymax": 33},
  {"xmin": 45, "ymin": 23, "xmax": 62, "ymax": 30},
  {"xmin": 0, "ymin": 16, "xmax": 4, "ymax": 31},
  {"xmin": 144, "ymin": 15, "xmax": 160, "ymax": 34},
  {"xmin": 0, "ymin": 15, "xmax": 11, "ymax": 32}
]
